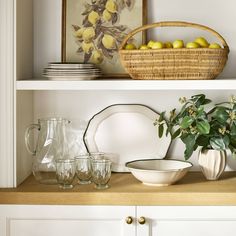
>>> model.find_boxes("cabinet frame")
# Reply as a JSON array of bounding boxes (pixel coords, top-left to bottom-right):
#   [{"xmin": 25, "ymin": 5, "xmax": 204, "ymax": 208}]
[{"xmin": 0, "ymin": 0, "xmax": 15, "ymax": 187}]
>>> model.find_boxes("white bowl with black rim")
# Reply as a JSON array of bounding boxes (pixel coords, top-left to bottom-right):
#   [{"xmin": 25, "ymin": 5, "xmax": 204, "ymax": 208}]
[{"xmin": 125, "ymin": 159, "xmax": 192, "ymax": 186}]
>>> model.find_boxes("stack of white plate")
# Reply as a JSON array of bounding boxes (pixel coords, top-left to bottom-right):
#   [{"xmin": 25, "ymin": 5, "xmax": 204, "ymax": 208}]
[{"xmin": 43, "ymin": 62, "xmax": 102, "ymax": 80}]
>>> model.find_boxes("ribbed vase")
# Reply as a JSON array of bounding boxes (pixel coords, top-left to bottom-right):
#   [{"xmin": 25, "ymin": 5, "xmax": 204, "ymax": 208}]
[{"xmin": 198, "ymin": 149, "xmax": 226, "ymax": 180}]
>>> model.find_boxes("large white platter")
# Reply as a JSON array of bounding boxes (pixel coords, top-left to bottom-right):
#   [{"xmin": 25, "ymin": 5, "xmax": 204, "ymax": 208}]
[{"xmin": 83, "ymin": 104, "xmax": 171, "ymax": 172}]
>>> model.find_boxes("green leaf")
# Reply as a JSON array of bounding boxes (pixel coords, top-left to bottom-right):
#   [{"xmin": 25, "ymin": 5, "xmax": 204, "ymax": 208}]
[
  {"xmin": 196, "ymin": 120, "xmax": 210, "ymax": 134},
  {"xmin": 233, "ymin": 104, "xmax": 236, "ymax": 112},
  {"xmin": 158, "ymin": 124, "xmax": 164, "ymax": 138},
  {"xmin": 169, "ymin": 109, "xmax": 176, "ymax": 121},
  {"xmin": 191, "ymin": 94, "xmax": 205, "ymax": 101},
  {"xmin": 175, "ymin": 102, "xmax": 190, "ymax": 120},
  {"xmin": 171, "ymin": 128, "xmax": 181, "ymax": 140},
  {"xmin": 184, "ymin": 146, "xmax": 194, "ymax": 160},
  {"xmin": 229, "ymin": 145, "xmax": 236, "ymax": 159},
  {"xmin": 181, "ymin": 134, "xmax": 195, "ymax": 145},
  {"xmin": 182, "ymin": 134, "xmax": 196, "ymax": 159},
  {"xmin": 207, "ymin": 107, "xmax": 217, "ymax": 115},
  {"xmin": 196, "ymin": 135, "xmax": 210, "ymax": 147},
  {"xmin": 180, "ymin": 116, "xmax": 194, "ymax": 129},
  {"xmin": 230, "ymin": 136, "xmax": 236, "ymax": 147},
  {"xmin": 223, "ymin": 135, "xmax": 230, "ymax": 148},
  {"xmin": 191, "ymin": 94, "xmax": 208, "ymax": 107},
  {"xmin": 202, "ymin": 99, "xmax": 212, "ymax": 105},
  {"xmin": 210, "ymin": 137, "xmax": 226, "ymax": 150},
  {"xmin": 196, "ymin": 106, "xmax": 204, "ymax": 117},
  {"xmin": 212, "ymin": 107, "xmax": 229, "ymax": 123},
  {"xmin": 158, "ymin": 111, "xmax": 165, "ymax": 123},
  {"xmin": 231, "ymin": 123, "xmax": 236, "ymax": 136}
]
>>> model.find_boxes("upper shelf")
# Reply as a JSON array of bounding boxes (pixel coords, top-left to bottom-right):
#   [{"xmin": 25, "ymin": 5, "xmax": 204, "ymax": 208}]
[{"xmin": 16, "ymin": 78, "xmax": 236, "ymax": 91}]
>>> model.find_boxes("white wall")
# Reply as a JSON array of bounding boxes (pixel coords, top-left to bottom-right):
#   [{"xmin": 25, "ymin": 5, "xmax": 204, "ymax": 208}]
[
  {"xmin": 33, "ymin": 90, "xmax": 236, "ymax": 171},
  {"xmin": 148, "ymin": 0, "xmax": 236, "ymax": 78},
  {"xmin": 33, "ymin": 0, "xmax": 236, "ymax": 78},
  {"xmin": 31, "ymin": 0, "xmax": 236, "ymax": 171}
]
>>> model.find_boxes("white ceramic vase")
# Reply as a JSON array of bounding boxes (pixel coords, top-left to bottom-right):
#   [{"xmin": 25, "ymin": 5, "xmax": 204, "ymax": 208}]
[{"xmin": 198, "ymin": 149, "xmax": 226, "ymax": 180}]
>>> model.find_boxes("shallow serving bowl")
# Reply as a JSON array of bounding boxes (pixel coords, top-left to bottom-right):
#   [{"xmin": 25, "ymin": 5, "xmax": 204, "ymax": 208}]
[{"xmin": 125, "ymin": 159, "xmax": 192, "ymax": 186}]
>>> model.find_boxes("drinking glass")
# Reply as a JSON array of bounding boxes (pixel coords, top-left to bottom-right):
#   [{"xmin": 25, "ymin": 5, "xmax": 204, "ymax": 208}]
[
  {"xmin": 90, "ymin": 152, "xmax": 105, "ymax": 160},
  {"xmin": 91, "ymin": 159, "xmax": 112, "ymax": 190},
  {"xmin": 56, "ymin": 159, "xmax": 76, "ymax": 189},
  {"xmin": 75, "ymin": 154, "xmax": 92, "ymax": 184}
]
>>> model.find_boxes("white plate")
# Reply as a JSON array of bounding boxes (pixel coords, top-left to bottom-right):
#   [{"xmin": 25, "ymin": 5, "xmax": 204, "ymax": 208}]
[
  {"xmin": 43, "ymin": 73, "xmax": 101, "ymax": 76},
  {"xmin": 83, "ymin": 104, "xmax": 171, "ymax": 172},
  {"xmin": 48, "ymin": 63, "xmax": 96, "ymax": 69},
  {"xmin": 43, "ymin": 75, "xmax": 100, "ymax": 80},
  {"xmin": 44, "ymin": 69, "xmax": 101, "ymax": 73}
]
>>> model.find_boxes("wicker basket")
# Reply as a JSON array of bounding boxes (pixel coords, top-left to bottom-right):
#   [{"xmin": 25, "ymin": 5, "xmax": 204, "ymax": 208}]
[{"xmin": 119, "ymin": 21, "xmax": 229, "ymax": 80}]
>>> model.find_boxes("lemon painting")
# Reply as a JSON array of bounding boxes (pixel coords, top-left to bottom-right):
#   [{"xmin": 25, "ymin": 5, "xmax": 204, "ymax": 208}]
[{"xmin": 63, "ymin": 0, "xmax": 145, "ymax": 76}]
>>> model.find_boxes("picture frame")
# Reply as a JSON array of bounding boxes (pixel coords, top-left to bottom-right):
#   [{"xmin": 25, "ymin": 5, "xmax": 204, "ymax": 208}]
[{"xmin": 62, "ymin": 0, "xmax": 147, "ymax": 78}]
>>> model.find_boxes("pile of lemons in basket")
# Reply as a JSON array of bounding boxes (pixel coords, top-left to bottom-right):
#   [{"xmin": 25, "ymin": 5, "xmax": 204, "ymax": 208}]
[{"xmin": 125, "ymin": 37, "xmax": 222, "ymax": 50}]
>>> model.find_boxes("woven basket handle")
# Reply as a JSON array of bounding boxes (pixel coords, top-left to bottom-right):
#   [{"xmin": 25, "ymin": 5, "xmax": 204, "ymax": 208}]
[{"xmin": 120, "ymin": 21, "xmax": 229, "ymax": 49}]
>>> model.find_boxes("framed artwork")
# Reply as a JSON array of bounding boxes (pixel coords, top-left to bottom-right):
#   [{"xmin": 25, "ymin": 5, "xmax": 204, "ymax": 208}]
[{"xmin": 62, "ymin": 0, "xmax": 147, "ymax": 77}]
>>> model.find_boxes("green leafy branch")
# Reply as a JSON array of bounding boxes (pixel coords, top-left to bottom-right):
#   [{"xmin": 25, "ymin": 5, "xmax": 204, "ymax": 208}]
[{"xmin": 154, "ymin": 94, "xmax": 236, "ymax": 160}]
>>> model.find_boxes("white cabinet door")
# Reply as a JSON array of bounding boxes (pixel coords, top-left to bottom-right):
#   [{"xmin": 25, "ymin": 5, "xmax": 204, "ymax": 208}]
[
  {"xmin": 0, "ymin": 205, "xmax": 135, "ymax": 236},
  {"xmin": 137, "ymin": 206, "xmax": 236, "ymax": 236}
]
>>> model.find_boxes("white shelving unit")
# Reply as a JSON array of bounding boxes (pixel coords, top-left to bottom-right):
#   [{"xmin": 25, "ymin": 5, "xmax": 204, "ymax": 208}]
[
  {"xmin": 17, "ymin": 79, "xmax": 236, "ymax": 91},
  {"xmin": 1, "ymin": 0, "xmax": 236, "ymax": 187}
]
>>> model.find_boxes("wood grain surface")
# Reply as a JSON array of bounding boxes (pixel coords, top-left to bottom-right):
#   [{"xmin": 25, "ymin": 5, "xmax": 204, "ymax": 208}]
[{"xmin": 0, "ymin": 172, "xmax": 236, "ymax": 205}]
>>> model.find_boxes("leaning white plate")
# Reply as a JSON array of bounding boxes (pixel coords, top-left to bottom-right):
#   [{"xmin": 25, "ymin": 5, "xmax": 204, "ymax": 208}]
[{"xmin": 83, "ymin": 104, "xmax": 171, "ymax": 172}]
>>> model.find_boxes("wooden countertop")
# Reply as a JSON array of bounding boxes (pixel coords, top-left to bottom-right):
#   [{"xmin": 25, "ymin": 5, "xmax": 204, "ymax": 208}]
[{"xmin": 1, "ymin": 172, "xmax": 236, "ymax": 205}]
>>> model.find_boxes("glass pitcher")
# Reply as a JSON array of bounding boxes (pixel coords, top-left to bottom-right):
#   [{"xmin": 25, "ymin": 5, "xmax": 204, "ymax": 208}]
[{"xmin": 25, "ymin": 118, "xmax": 71, "ymax": 184}]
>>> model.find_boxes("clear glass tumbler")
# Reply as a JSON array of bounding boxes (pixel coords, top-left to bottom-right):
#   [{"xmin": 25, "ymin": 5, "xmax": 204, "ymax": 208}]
[
  {"xmin": 75, "ymin": 154, "xmax": 92, "ymax": 184},
  {"xmin": 91, "ymin": 159, "xmax": 112, "ymax": 190},
  {"xmin": 56, "ymin": 159, "xmax": 76, "ymax": 189}
]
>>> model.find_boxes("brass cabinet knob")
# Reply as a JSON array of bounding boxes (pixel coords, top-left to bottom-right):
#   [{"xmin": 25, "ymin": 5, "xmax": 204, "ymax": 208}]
[
  {"xmin": 138, "ymin": 216, "xmax": 146, "ymax": 225},
  {"xmin": 126, "ymin": 216, "xmax": 133, "ymax": 224}
]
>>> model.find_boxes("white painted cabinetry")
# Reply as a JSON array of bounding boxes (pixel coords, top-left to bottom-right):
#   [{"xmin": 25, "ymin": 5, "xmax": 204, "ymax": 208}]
[
  {"xmin": 1, "ymin": 205, "xmax": 236, "ymax": 236},
  {"xmin": 137, "ymin": 206, "xmax": 236, "ymax": 236},
  {"xmin": 0, "ymin": 205, "xmax": 135, "ymax": 236}
]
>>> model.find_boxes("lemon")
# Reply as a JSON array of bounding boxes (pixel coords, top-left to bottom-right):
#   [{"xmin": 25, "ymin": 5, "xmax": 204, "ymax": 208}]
[
  {"xmin": 139, "ymin": 44, "xmax": 149, "ymax": 50},
  {"xmin": 173, "ymin": 40, "xmax": 184, "ymax": 49},
  {"xmin": 194, "ymin": 37, "xmax": 209, "ymax": 48},
  {"xmin": 102, "ymin": 9, "xmax": 112, "ymax": 21},
  {"xmin": 91, "ymin": 50, "xmax": 104, "ymax": 64},
  {"xmin": 102, "ymin": 34, "xmax": 116, "ymax": 49},
  {"xmin": 105, "ymin": 0, "xmax": 117, "ymax": 13},
  {"xmin": 125, "ymin": 43, "xmax": 137, "ymax": 50},
  {"xmin": 81, "ymin": 42, "xmax": 94, "ymax": 54},
  {"xmin": 88, "ymin": 11, "xmax": 100, "ymax": 25},
  {"xmin": 139, "ymin": 45, "xmax": 149, "ymax": 50},
  {"xmin": 186, "ymin": 42, "xmax": 201, "ymax": 49},
  {"xmin": 147, "ymin": 40, "xmax": 155, "ymax": 48},
  {"xmin": 209, "ymin": 43, "xmax": 221, "ymax": 49},
  {"xmin": 74, "ymin": 28, "xmax": 85, "ymax": 39},
  {"xmin": 82, "ymin": 27, "xmax": 95, "ymax": 43},
  {"xmin": 164, "ymin": 42, "xmax": 173, "ymax": 48},
  {"xmin": 151, "ymin": 41, "xmax": 164, "ymax": 49}
]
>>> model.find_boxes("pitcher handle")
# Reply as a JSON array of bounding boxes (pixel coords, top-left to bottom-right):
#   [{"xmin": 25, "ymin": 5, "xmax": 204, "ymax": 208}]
[{"xmin": 24, "ymin": 124, "xmax": 40, "ymax": 155}]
